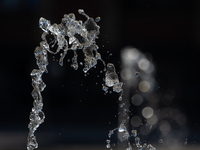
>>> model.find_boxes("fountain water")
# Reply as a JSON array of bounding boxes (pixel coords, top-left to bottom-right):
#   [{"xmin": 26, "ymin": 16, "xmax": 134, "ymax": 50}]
[{"xmin": 27, "ymin": 9, "xmax": 155, "ymax": 150}]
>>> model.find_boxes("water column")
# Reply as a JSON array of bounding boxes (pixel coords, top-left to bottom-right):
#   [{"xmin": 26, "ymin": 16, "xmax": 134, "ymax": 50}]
[{"xmin": 118, "ymin": 47, "xmax": 140, "ymax": 149}]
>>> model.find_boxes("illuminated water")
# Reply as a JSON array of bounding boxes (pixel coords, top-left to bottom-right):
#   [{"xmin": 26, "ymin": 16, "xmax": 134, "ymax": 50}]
[{"xmin": 27, "ymin": 9, "xmax": 155, "ymax": 150}]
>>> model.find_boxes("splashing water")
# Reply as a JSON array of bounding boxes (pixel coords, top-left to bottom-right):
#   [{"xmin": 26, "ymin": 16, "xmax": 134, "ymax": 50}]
[{"xmin": 27, "ymin": 9, "xmax": 156, "ymax": 150}]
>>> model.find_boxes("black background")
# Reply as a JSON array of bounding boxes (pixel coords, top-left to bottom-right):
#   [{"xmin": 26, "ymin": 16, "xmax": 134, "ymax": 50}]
[{"xmin": 1, "ymin": 0, "xmax": 200, "ymax": 149}]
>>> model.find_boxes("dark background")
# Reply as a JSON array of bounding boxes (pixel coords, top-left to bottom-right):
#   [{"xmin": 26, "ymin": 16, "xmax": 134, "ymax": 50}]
[{"xmin": 1, "ymin": 0, "xmax": 200, "ymax": 149}]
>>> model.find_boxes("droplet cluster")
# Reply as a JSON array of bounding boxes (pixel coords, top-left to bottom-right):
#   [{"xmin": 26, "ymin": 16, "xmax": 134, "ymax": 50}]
[{"xmin": 103, "ymin": 63, "xmax": 123, "ymax": 98}]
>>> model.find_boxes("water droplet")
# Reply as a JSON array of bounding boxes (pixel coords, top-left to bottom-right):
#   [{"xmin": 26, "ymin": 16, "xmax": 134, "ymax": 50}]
[
  {"xmin": 105, "ymin": 63, "xmax": 119, "ymax": 87},
  {"xmin": 143, "ymin": 143, "xmax": 147, "ymax": 148},
  {"xmin": 78, "ymin": 9, "xmax": 84, "ymax": 14},
  {"xmin": 135, "ymin": 137, "xmax": 140, "ymax": 144},
  {"xmin": 122, "ymin": 119, "xmax": 126, "ymax": 123},
  {"xmin": 39, "ymin": 17, "xmax": 50, "ymax": 32},
  {"xmin": 95, "ymin": 17, "xmax": 101, "ymax": 22},
  {"xmin": 106, "ymin": 139, "xmax": 110, "ymax": 143},
  {"xmin": 120, "ymin": 103, "xmax": 125, "ymax": 108},
  {"xmin": 135, "ymin": 72, "xmax": 140, "ymax": 77},
  {"xmin": 118, "ymin": 96, "xmax": 122, "ymax": 101},
  {"xmin": 118, "ymin": 123, "xmax": 126, "ymax": 132},
  {"xmin": 106, "ymin": 143, "xmax": 111, "ymax": 148},
  {"xmin": 159, "ymin": 139, "xmax": 163, "ymax": 143},
  {"xmin": 102, "ymin": 85, "xmax": 108, "ymax": 92},
  {"xmin": 131, "ymin": 130, "xmax": 137, "ymax": 137}
]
